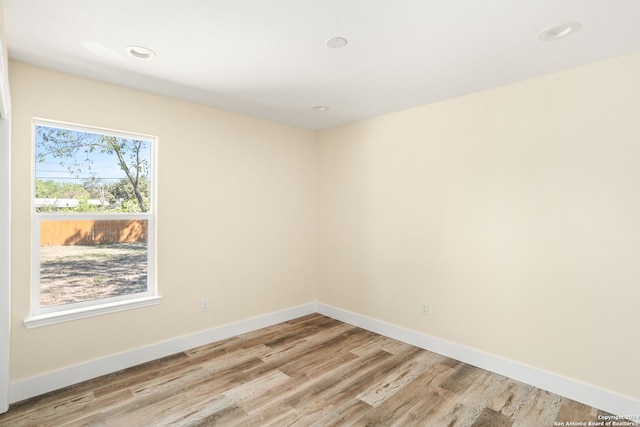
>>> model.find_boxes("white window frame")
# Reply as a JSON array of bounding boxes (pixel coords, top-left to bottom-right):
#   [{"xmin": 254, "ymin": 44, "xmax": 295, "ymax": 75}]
[{"xmin": 25, "ymin": 119, "xmax": 160, "ymax": 329}]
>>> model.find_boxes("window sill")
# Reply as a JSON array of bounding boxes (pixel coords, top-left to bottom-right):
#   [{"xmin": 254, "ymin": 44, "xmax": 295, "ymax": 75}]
[{"xmin": 24, "ymin": 295, "xmax": 162, "ymax": 329}]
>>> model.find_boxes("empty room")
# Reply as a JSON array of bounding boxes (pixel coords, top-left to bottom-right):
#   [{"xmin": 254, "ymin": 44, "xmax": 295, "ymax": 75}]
[{"xmin": 0, "ymin": 1, "xmax": 639, "ymax": 426}]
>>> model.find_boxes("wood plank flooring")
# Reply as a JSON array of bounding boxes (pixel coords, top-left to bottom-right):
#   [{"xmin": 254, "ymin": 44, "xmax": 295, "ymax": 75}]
[{"xmin": 0, "ymin": 314, "xmax": 616, "ymax": 426}]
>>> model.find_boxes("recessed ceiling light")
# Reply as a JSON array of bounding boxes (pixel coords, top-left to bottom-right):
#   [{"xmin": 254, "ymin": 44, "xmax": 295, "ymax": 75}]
[
  {"xmin": 311, "ymin": 106, "xmax": 329, "ymax": 112},
  {"xmin": 125, "ymin": 45, "xmax": 157, "ymax": 59},
  {"xmin": 326, "ymin": 37, "xmax": 348, "ymax": 49},
  {"xmin": 538, "ymin": 22, "xmax": 581, "ymax": 41}
]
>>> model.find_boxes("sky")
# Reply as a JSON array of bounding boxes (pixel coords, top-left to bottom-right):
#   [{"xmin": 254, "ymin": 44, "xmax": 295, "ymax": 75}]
[{"xmin": 34, "ymin": 124, "xmax": 152, "ymax": 185}]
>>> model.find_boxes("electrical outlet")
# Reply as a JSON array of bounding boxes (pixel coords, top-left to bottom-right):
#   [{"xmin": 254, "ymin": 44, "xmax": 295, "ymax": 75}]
[
  {"xmin": 420, "ymin": 301, "xmax": 429, "ymax": 316},
  {"xmin": 201, "ymin": 298, "xmax": 209, "ymax": 312}
]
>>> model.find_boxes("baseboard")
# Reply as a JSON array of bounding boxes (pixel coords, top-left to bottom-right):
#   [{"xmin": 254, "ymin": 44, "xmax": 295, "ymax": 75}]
[
  {"xmin": 9, "ymin": 302, "xmax": 317, "ymax": 404},
  {"xmin": 315, "ymin": 303, "xmax": 640, "ymax": 419},
  {"xmin": 9, "ymin": 301, "xmax": 640, "ymax": 420}
]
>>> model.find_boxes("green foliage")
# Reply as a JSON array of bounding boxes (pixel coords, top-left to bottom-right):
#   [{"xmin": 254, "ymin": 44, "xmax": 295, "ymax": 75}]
[
  {"xmin": 35, "ymin": 179, "xmax": 58, "ymax": 198},
  {"xmin": 35, "ymin": 203, "xmax": 66, "ymax": 213},
  {"xmin": 75, "ymin": 198, "xmax": 102, "ymax": 212},
  {"xmin": 111, "ymin": 178, "xmax": 150, "ymax": 213},
  {"xmin": 115, "ymin": 198, "xmax": 146, "ymax": 213},
  {"xmin": 110, "ymin": 178, "xmax": 149, "ymax": 203},
  {"xmin": 35, "ymin": 179, "xmax": 90, "ymax": 199}
]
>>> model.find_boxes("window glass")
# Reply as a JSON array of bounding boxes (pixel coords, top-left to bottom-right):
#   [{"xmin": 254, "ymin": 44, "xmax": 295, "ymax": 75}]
[
  {"xmin": 35, "ymin": 124, "xmax": 151, "ymax": 213},
  {"xmin": 33, "ymin": 120, "xmax": 155, "ymax": 313}
]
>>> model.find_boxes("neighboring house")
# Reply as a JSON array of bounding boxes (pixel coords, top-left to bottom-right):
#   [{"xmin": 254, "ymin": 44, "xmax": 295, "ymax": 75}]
[{"xmin": 34, "ymin": 198, "xmax": 111, "ymax": 210}]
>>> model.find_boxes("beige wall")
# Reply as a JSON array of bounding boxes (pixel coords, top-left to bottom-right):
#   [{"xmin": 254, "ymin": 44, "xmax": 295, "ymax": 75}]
[
  {"xmin": 317, "ymin": 52, "xmax": 640, "ymax": 400},
  {"xmin": 9, "ymin": 51, "xmax": 640, "ymax": 401},
  {"xmin": 10, "ymin": 61, "xmax": 317, "ymax": 381}
]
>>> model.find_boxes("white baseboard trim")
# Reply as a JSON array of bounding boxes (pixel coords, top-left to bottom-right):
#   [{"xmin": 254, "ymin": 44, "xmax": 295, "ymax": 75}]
[
  {"xmin": 9, "ymin": 302, "xmax": 317, "ymax": 404},
  {"xmin": 9, "ymin": 301, "xmax": 640, "ymax": 420},
  {"xmin": 315, "ymin": 303, "xmax": 640, "ymax": 419}
]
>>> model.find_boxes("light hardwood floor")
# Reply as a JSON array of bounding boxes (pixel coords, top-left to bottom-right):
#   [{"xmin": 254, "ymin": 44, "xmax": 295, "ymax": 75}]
[{"xmin": 0, "ymin": 314, "xmax": 613, "ymax": 426}]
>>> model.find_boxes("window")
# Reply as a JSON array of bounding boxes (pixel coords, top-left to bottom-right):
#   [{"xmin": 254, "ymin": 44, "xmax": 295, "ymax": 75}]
[{"xmin": 26, "ymin": 119, "xmax": 160, "ymax": 328}]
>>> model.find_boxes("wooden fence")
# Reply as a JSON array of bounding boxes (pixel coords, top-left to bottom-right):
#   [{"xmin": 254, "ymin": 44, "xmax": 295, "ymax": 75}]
[{"xmin": 40, "ymin": 219, "xmax": 147, "ymax": 246}]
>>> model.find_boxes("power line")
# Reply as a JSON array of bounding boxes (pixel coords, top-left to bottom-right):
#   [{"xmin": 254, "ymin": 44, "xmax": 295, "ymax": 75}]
[{"xmin": 36, "ymin": 176, "xmax": 128, "ymax": 181}]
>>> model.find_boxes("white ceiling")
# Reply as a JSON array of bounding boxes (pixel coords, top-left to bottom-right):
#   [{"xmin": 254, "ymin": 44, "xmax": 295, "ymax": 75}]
[{"xmin": 4, "ymin": 1, "xmax": 640, "ymax": 131}]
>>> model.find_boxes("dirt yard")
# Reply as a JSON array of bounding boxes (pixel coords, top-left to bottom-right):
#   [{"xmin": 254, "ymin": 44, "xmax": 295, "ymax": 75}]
[{"xmin": 39, "ymin": 243, "xmax": 148, "ymax": 307}]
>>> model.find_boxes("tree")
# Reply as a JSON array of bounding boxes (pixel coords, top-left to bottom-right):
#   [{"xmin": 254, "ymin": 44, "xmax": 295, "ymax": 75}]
[
  {"xmin": 35, "ymin": 179, "xmax": 89, "ymax": 199},
  {"xmin": 35, "ymin": 179, "xmax": 62, "ymax": 198},
  {"xmin": 83, "ymin": 177, "xmax": 113, "ymax": 206},
  {"xmin": 109, "ymin": 177, "xmax": 148, "ymax": 203},
  {"xmin": 36, "ymin": 126, "xmax": 150, "ymax": 212}
]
